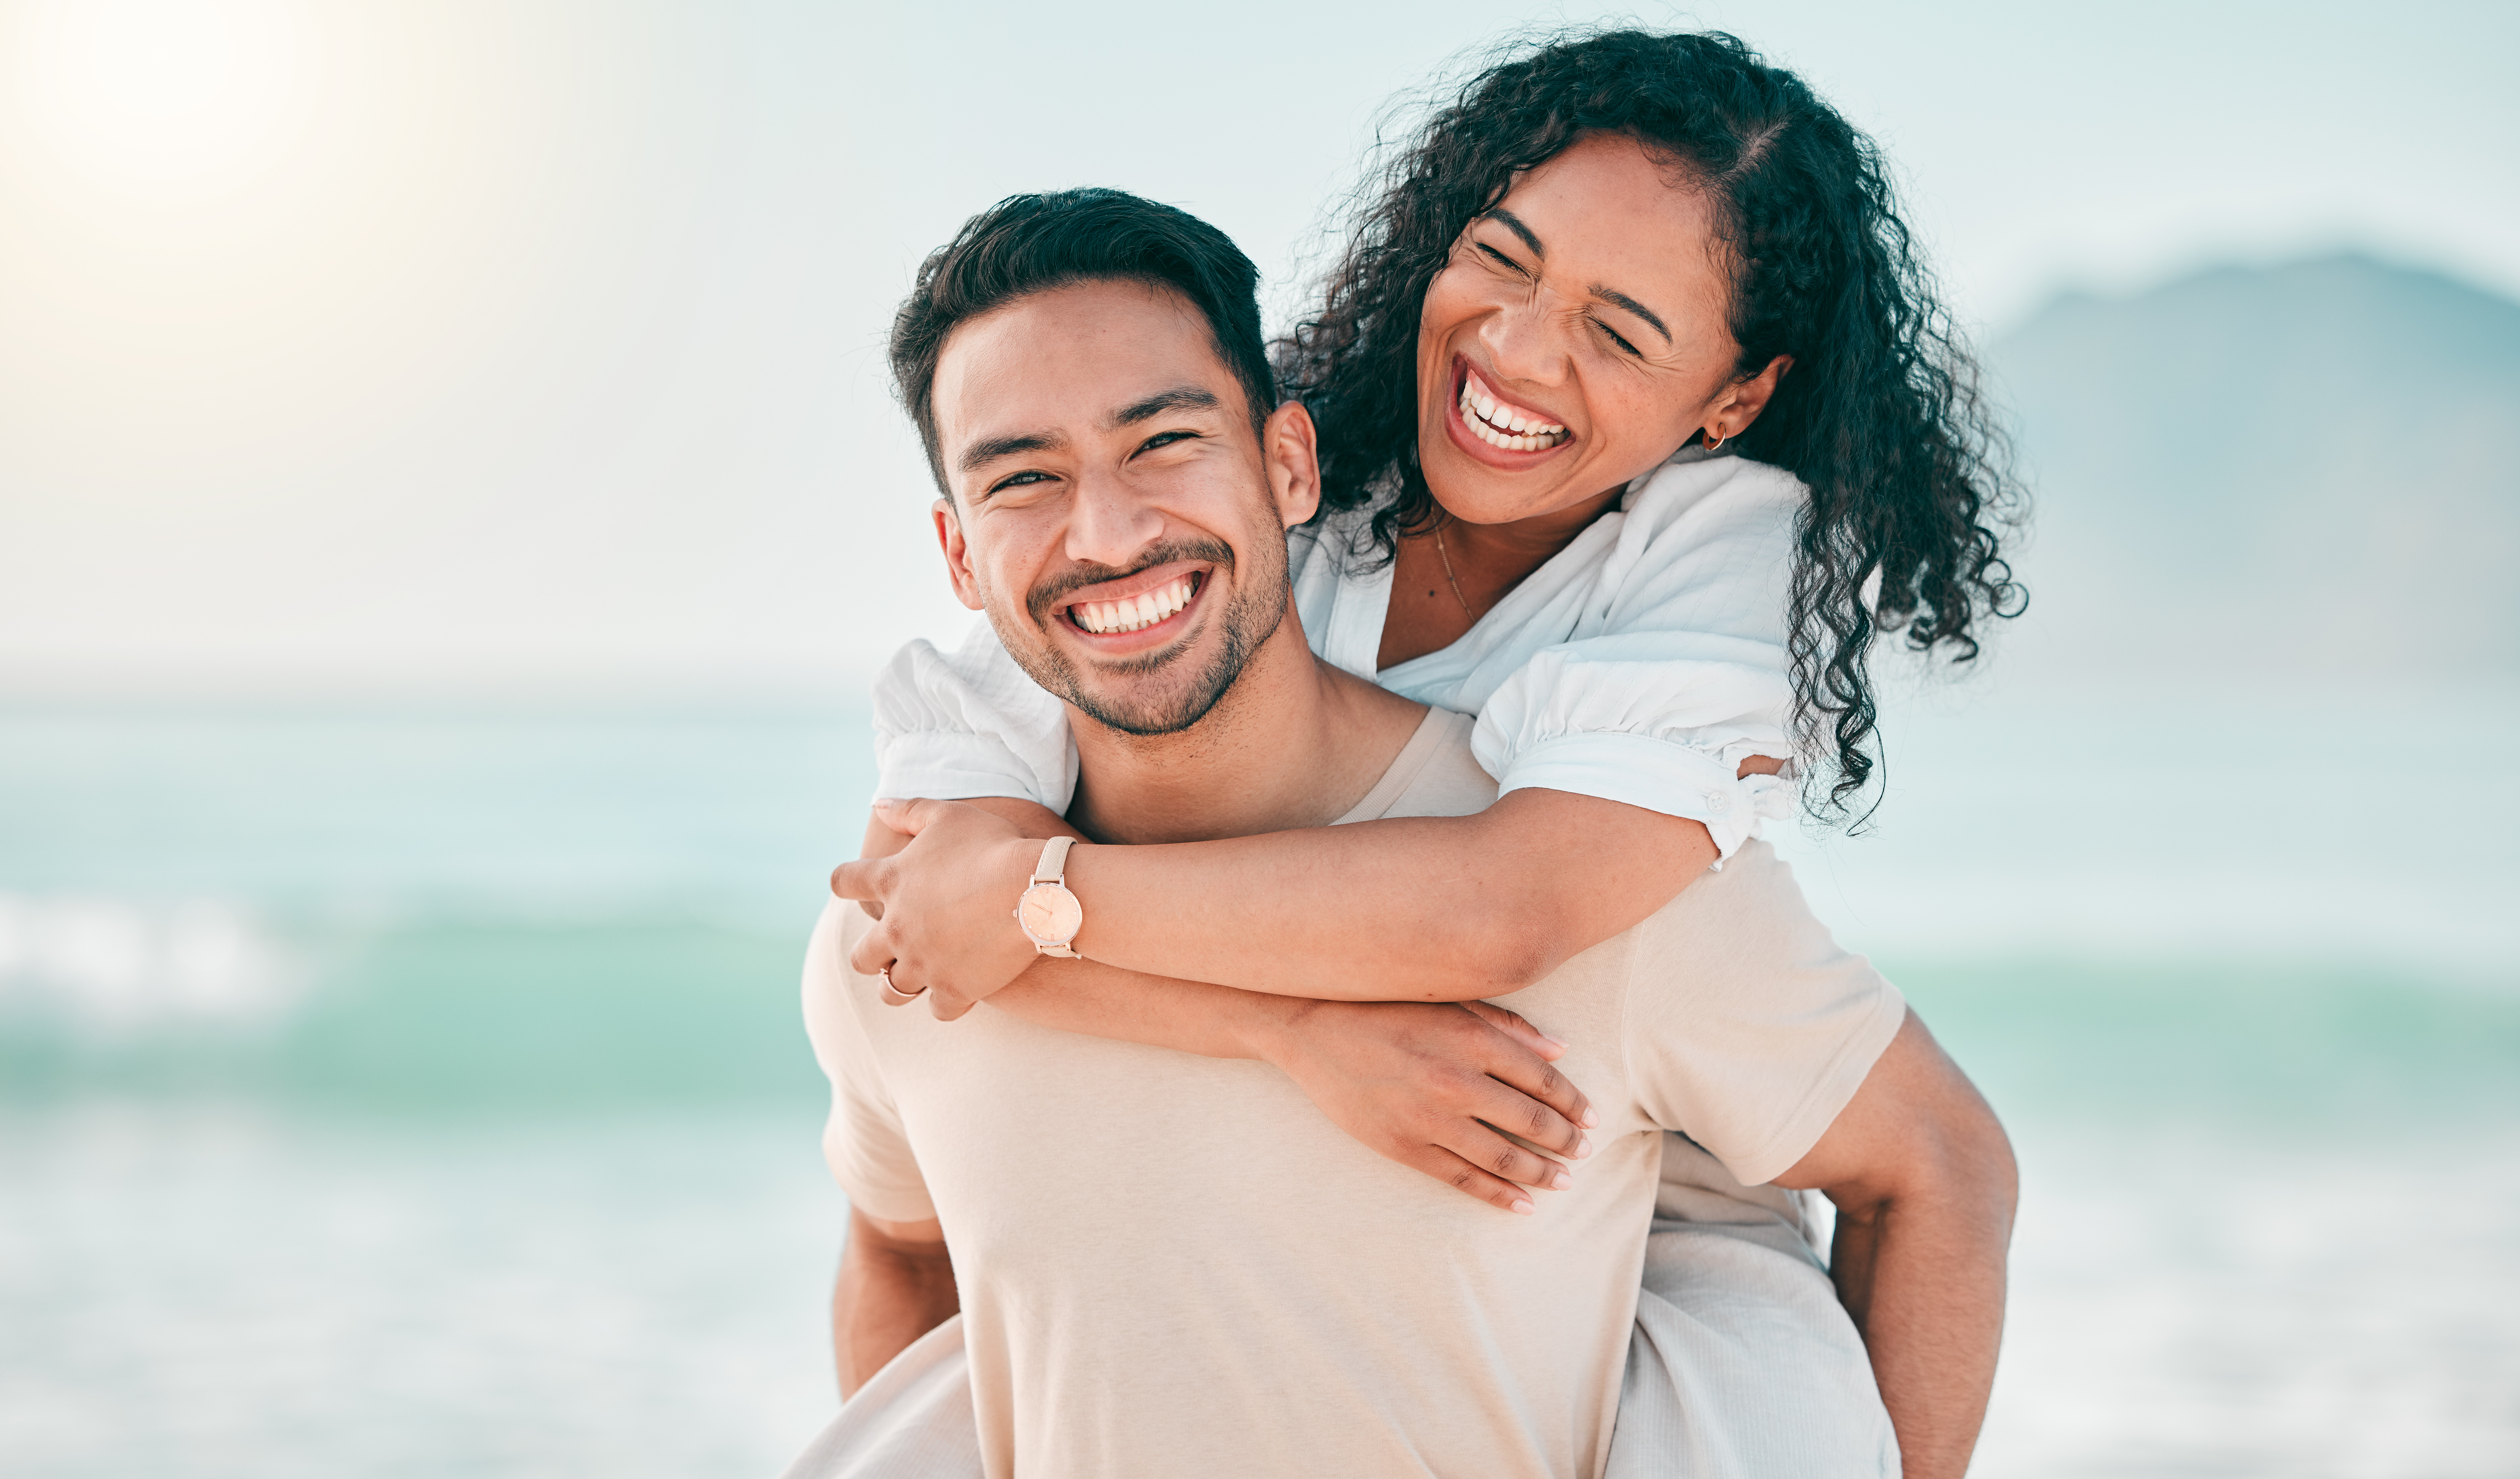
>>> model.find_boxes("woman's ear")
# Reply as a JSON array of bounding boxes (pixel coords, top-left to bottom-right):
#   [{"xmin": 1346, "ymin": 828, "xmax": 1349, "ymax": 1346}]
[
  {"xmin": 1264, "ymin": 400, "xmax": 1323, "ymax": 529},
  {"xmin": 1712, "ymin": 354, "xmax": 1795, "ymax": 439},
  {"xmin": 932, "ymin": 497, "xmax": 987, "ymax": 612}
]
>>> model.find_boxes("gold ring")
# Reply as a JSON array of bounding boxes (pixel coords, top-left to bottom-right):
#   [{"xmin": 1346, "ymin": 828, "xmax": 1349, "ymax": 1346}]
[{"xmin": 877, "ymin": 966, "xmax": 925, "ymax": 1007}]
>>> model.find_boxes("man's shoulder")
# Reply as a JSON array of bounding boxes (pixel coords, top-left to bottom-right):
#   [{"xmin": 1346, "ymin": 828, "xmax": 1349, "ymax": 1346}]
[
  {"xmin": 1611, "ymin": 841, "xmax": 1898, "ymax": 1033},
  {"xmin": 801, "ymin": 899, "xmax": 882, "ymax": 1081},
  {"xmin": 1521, "ymin": 842, "xmax": 1844, "ymax": 1013},
  {"xmin": 1339, "ymin": 708, "xmax": 1499, "ymax": 824},
  {"xmin": 813, "ymin": 896, "xmax": 868, "ymax": 969},
  {"xmin": 806, "ymin": 899, "xmax": 915, "ymax": 1049},
  {"xmin": 1619, "ymin": 839, "xmax": 1801, "ymax": 951}
]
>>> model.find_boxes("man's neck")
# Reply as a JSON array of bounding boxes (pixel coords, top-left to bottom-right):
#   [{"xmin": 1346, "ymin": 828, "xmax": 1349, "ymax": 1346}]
[{"xmin": 1064, "ymin": 614, "xmax": 1428, "ymax": 845}]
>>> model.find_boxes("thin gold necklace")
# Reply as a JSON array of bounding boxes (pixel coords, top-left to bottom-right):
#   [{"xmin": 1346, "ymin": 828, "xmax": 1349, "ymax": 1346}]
[{"xmin": 1432, "ymin": 522, "xmax": 1476, "ymax": 619}]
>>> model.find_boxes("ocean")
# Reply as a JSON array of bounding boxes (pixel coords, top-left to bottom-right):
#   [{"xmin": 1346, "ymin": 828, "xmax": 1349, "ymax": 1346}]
[{"xmin": 2, "ymin": 683, "xmax": 2514, "ymax": 1477}]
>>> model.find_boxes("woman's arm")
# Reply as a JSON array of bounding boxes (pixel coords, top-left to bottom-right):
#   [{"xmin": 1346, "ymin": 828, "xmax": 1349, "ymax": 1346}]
[
  {"xmin": 843, "ymin": 461, "xmax": 1804, "ymax": 1009},
  {"xmin": 832, "ymin": 762, "xmax": 1777, "ymax": 1009},
  {"xmin": 989, "ymin": 957, "xmax": 1597, "ymax": 1212},
  {"xmin": 857, "ymin": 797, "xmax": 1599, "ymax": 1209}
]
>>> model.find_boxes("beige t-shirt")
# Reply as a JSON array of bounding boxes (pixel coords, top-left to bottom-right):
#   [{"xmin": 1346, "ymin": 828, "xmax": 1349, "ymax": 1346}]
[{"xmin": 803, "ymin": 708, "xmax": 1904, "ymax": 1479}]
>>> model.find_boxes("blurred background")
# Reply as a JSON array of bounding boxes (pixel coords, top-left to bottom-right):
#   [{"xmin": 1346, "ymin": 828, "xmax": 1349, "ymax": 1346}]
[{"xmin": 2, "ymin": 1, "xmax": 2514, "ymax": 1474}]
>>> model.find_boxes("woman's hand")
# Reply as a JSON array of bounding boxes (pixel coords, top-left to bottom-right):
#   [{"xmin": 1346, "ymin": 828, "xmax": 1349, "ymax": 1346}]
[
  {"xmin": 830, "ymin": 797, "xmax": 1071, "ymax": 1018},
  {"xmin": 1253, "ymin": 997, "xmax": 1600, "ymax": 1214}
]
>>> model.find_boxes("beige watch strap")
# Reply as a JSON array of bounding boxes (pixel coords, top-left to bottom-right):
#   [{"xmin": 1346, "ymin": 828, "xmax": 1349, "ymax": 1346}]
[{"xmin": 1031, "ymin": 834, "xmax": 1078, "ymax": 885}]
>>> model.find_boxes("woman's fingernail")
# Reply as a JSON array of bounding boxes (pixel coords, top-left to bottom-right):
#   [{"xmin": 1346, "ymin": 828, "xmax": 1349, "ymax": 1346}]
[
  {"xmin": 1548, "ymin": 1169, "xmax": 1572, "ymax": 1190},
  {"xmin": 1542, "ymin": 1033, "xmax": 1569, "ymax": 1049},
  {"xmin": 1580, "ymin": 1108, "xmax": 1600, "ymax": 1129},
  {"xmin": 1573, "ymin": 1135, "xmax": 1593, "ymax": 1159},
  {"xmin": 1509, "ymin": 1198, "xmax": 1535, "ymax": 1216}
]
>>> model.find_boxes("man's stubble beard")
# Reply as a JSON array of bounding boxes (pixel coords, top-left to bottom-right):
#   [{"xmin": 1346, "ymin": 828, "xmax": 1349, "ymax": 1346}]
[{"xmin": 993, "ymin": 533, "xmax": 1290, "ymax": 738}]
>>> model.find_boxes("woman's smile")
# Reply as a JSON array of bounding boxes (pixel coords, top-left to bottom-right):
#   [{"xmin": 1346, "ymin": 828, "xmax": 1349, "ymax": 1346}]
[
  {"xmin": 1443, "ymin": 354, "xmax": 1580, "ymax": 473},
  {"xmin": 1453, "ymin": 360, "xmax": 1572, "ymax": 454}
]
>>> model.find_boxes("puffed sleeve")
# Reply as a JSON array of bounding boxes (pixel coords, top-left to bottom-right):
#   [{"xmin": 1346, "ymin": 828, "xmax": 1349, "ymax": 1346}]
[
  {"xmin": 870, "ymin": 617, "xmax": 1077, "ymax": 812},
  {"xmin": 1470, "ymin": 457, "xmax": 1804, "ymax": 859}
]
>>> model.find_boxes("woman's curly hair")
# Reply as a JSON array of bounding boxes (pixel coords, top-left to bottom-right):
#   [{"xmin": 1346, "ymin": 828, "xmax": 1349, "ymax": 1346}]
[{"xmin": 1277, "ymin": 28, "xmax": 2026, "ymax": 822}]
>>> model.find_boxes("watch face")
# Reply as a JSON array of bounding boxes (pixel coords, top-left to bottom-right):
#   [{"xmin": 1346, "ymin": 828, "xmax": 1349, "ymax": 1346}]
[{"xmin": 1018, "ymin": 884, "xmax": 1083, "ymax": 945}]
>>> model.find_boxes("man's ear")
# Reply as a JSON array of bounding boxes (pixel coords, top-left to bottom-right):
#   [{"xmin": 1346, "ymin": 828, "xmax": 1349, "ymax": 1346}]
[
  {"xmin": 1263, "ymin": 401, "xmax": 1322, "ymax": 531},
  {"xmin": 932, "ymin": 497, "xmax": 986, "ymax": 612},
  {"xmin": 1709, "ymin": 354, "xmax": 1794, "ymax": 441}
]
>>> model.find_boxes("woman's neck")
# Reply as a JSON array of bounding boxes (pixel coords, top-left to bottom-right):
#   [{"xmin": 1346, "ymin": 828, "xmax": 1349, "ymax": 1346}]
[
  {"xmin": 1447, "ymin": 482, "xmax": 1625, "ymax": 572},
  {"xmin": 1375, "ymin": 481, "xmax": 1625, "ymax": 671}
]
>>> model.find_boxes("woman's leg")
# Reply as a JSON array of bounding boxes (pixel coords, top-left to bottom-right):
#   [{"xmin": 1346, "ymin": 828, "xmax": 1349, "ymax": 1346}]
[
  {"xmin": 1606, "ymin": 1132, "xmax": 1902, "ymax": 1478},
  {"xmin": 780, "ymin": 1315, "xmax": 986, "ymax": 1479}
]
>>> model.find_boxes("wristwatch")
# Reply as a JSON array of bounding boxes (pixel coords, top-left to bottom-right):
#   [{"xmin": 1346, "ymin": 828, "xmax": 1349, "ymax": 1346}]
[{"xmin": 1013, "ymin": 835, "xmax": 1086, "ymax": 959}]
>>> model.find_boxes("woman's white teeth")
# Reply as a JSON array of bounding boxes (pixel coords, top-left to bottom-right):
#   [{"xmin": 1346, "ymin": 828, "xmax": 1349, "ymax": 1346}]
[
  {"xmin": 1072, "ymin": 575, "xmax": 1196, "ymax": 634},
  {"xmin": 1459, "ymin": 373, "xmax": 1566, "ymax": 452}
]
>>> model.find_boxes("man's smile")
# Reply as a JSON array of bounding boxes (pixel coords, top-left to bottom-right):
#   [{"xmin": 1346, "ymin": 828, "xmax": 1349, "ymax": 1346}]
[{"xmin": 1047, "ymin": 559, "xmax": 1214, "ymax": 647}]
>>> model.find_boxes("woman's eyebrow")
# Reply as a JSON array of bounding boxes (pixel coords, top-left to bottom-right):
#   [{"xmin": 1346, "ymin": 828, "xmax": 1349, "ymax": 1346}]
[
  {"xmin": 1483, "ymin": 208, "xmax": 1546, "ymax": 259},
  {"xmin": 1481, "ymin": 211, "xmax": 1670, "ymax": 343},
  {"xmin": 1592, "ymin": 285, "xmax": 1671, "ymax": 343}
]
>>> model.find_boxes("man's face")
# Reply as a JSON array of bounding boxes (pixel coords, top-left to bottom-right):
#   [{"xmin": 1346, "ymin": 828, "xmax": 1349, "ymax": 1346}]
[{"xmin": 928, "ymin": 279, "xmax": 1317, "ymax": 736}]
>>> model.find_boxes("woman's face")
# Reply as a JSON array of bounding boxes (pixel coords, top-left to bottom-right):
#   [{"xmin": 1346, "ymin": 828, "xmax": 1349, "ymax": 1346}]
[{"xmin": 1413, "ymin": 131, "xmax": 1785, "ymax": 527}]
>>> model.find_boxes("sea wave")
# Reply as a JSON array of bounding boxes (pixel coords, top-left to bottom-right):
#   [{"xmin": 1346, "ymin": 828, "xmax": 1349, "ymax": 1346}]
[
  {"xmin": 0, "ymin": 893, "xmax": 303, "ymax": 1032},
  {"xmin": 0, "ymin": 901, "xmax": 826, "ymax": 1109}
]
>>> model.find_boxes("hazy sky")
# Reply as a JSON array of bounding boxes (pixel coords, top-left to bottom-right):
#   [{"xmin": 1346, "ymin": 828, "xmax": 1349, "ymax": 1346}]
[{"xmin": 1, "ymin": 0, "xmax": 2512, "ymax": 700}]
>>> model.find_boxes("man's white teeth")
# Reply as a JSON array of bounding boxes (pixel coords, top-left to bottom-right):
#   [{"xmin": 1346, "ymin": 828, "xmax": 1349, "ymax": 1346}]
[
  {"xmin": 1459, "ymin": 372, "xmax": 1566, "ymax": 452},
  {"xmin": 1071, "ymin": 575, "xmax": 1196, "ymax": 634}
]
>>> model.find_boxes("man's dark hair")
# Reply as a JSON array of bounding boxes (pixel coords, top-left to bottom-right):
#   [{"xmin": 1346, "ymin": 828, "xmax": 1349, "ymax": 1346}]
[{"xmin": 890, "ymin": 188, "xmax": 1277, "ymax": 494}]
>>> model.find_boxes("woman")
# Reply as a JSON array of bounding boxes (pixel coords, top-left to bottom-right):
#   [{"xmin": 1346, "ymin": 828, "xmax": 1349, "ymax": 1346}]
[{"xmin": 826, "ymin": 28, "xmax": 2019, "ymax": 1479}]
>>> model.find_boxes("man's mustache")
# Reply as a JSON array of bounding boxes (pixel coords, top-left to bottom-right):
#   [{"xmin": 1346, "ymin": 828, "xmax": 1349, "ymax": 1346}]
[{"xmin": 1025, "ymin": 540, "xmax": 1234, "ymax": 628}]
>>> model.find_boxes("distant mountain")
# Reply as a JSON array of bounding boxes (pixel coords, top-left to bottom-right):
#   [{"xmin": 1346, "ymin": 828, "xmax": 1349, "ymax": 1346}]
[{"xmin": 1988, "ymin": 254, "xmax": 2520, "ymax": 677}]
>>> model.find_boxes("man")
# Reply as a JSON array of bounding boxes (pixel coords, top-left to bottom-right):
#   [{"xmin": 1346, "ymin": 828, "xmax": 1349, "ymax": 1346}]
[{"xmin": 792, "ymin": 189, "xmax": 2013, "ymax": 1479}]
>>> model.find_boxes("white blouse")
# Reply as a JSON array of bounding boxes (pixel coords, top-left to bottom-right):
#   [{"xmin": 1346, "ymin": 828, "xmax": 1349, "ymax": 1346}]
[{"xmin": 871, "ymin": 449, "xmax": 1806, "ymax": 858}]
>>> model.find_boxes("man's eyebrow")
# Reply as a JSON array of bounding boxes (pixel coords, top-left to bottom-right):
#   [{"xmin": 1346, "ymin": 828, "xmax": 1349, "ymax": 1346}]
[
  {"xmin": 1591, "ymin": 285, "xmax": 1671, "ymax": 344},
  {"xmin": 1484, "ymin": 208, "xmax": 1546, "ymax": 260},
  {"xmin": 957, "ymin": 429, "xmax": 1065, "ymax": 475},
  {"xmin": 954, "ymin": 387, "xmax": 1220, "ymax": 480},
  {"xmin": 1109, "ymin": 386, "xmax": 1221, "ymax": 427}
]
